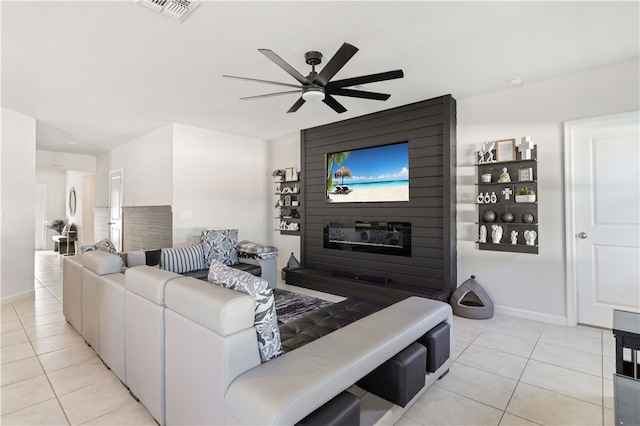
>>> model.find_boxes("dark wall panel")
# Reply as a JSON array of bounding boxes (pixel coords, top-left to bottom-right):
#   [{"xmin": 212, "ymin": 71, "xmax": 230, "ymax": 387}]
[{"xmin": 294, "ymin": 95, "xmax": 457, "ymax": 301}]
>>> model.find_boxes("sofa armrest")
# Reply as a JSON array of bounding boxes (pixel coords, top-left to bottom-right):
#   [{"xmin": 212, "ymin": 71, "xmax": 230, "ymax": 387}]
[
  {"xmin": 238, "ymin": 257, "xmax": 276, "ymax": 290},
  {"xmin": 224, "ymin": 297, "xmax": 452, "ymax": 425}
]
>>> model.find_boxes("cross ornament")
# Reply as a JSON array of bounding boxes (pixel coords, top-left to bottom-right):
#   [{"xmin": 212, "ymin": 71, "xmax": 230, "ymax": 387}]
[
  {"xmin": 502, "ymin": 187, "xmax": 513, "ymax": 200},
  {"xmin": 519, "ymin": 137, "xmax": 534, "ymax": 160}
]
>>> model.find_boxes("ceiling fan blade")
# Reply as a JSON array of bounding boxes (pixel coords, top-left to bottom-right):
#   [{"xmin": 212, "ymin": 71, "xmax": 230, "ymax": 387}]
[
  {"xmin": 325, "ymin": 70, "xmax": 404, "ymax": 90},
  {"xmin": 240, "ymin": 90, "xmax": 301, "ymax": 101},
  {"xmin": 329, "ymin": 88, "xmax": 391, "ymax": 101},
  {"xmin": 223, "ymin": 75, "xmax": 302, "ymax": 89},
  {"xmin": 287, "ymin": 97, "xmax": 306, "ymax": 113},
  {"xmin": 323, "ymin": 94, "xmax": 347, "ymax": 114},
  {"xmin": 314, "ymin": 43, "xmax": 359, "ymax": 87},
  {"xmin": 259, "ymin": 49, "xmax": 312, "ymax": 85}
]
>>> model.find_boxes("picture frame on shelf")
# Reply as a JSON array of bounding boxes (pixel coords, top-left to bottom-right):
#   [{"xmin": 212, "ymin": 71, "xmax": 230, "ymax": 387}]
[
  {"xmin": 496, "ymin": 139, "xmax": 516, "ymax": 162},
  {"xmin": 518, "ymin": 167, "xmax": 534, "ymax": 182},
  {"xmin": 285, "ymin": 167, "xmax": 296, "ymax": 182},
  {"xmin": 284, "ymin": 195, "xmax": 292, "ymax": 206}
]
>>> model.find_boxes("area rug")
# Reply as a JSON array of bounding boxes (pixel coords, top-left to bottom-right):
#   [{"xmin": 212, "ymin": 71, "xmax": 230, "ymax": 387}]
[{"xmin": 274, "ymin": 288, "xmax": 333, "ymax": 325}]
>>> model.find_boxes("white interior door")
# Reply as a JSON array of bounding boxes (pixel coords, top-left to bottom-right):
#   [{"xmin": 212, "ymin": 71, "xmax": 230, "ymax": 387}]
[
  {"xmin": 566, "ymin": 111, "xmax": 640, "ymax": 329},
  {"xmin": 108, "ymin": 169, "xmax": 123, "ymax": 252}
]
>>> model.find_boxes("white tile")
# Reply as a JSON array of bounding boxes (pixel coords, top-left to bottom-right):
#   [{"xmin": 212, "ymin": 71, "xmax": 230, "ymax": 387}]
[
  {"xmin": 508, "ymin": 382, "xmax": 602, "ymax": 425},
  {"xmin": 0, "ymin": 329, "xmax": 29, "ymax": 348},
  {"xmin": 31, "ymin": 331, "xmax": 84, "ymax": 355},
  {"xmin": 0, "ymin": 375, "xmax": 56, "ymax": 416},
  {"xmin": 520, "ymin": 360, "xmax": 602, "ymax": 406},
  {"xmin": 603, "ymin": 356, "xmax": 615, "ymax": 379},
  {"xmin": 435, "ymin": 362, "xmax": 517, "ymax": 410},
  {"xmin": 395, "ymin": 413, "xmax": 424, "ymax": 425},
  {"xmin": 456, "ymin": 344, "xmax": 528, "ymax": 380},
  {"xmin": 544, "ymin": 323, "xmax": 603, "ymax": 339},
  {"xmin": 603, "ymin": 378, "xmax": 614, "ymax": 410},
  {"xmin": 1, "ymin": 319, "xmax": 23, "ymax": 334},
  {"xmin": 403, "ymin": 385, "xmax": 503, "ymax": 426},
  {"xmin": 48, "ymin": 357, "xmax": 115, "ymax": 396},
  {"xmin": 46, "ymin": 285, "xmax": 63, "ymax": 297},
  {"xmin": 486, "ymin": 316, "xmax": 544, "ymax": 341},
  {"xmin": 604, "ymin": 408, "xmax": 615, "ymax": 426},
  {"xmin": 1, "ymin": 342, "xmax": 36, "ymax": 365},
  {"xmin": 539, "ymin": 328, "xmax": 602, "ymax": 356},
  {"xmin": 450, "ymin": 339, "xmax": 469, "ymax": 361},
  {"xmin": 531, "ymin": 342, "xmax": 602, "ymax": 376},
  {"xmin": 81, "ymin": 398, "xmax": 156, "ymax": 425},
  {"xmin": 58, "ymin": 377, "xmax": 135, "ymax": 425},
  {"xmin": 499, "ymin": 413, "xmax": 541, "ymax": 425},
  {"xmin": 473, "ymin": 331, "xmax": 536, "ymax": 358},
  {"xmin": 1, "ymin": 309, "xmax": 19, "ymax": 322},
  {"xmin": 20, "ymin": 311, "xmax": 66, "ymax": 329},
  {"xmin": 1, "ymin": 356, "xmax": 44, "ymax": 386},
  {"xmin": 0, "ymin": 398, "xmax": 68, "ymax": 425},
  {"xmin": 38, "ymin": 344, "xmax": 97, "ymax": 373},
  {"xmin": 13, "ymin": 296, "xmax": 61, "ymax": 310},
  {"xmin": 24, "ymin": 320, "xmax": 77, "ymax": 341},
  {"xmin": 602, "ymin": 337, "xmax": 616, "ymax": 359}
]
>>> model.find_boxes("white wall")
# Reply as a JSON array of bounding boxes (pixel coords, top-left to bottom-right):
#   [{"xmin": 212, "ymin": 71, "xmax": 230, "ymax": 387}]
[
  {"xmin": 36, "ymin": 150, "xmax": 96, "ymax": 172},
  {"xmin": 172, "ymin": 124, "xmax": 270, "ymax": 246},
  {"xmin": 66, "ymin": 170, "xmax": 87, "ymax": 245},
  {"xmin": 268, "ymin": 132, "xmax": 302, "ymax": 273},
  {"xmin": 456, "ymin": 59, "xmax": 640, "ymax": 323},
  {"xmin": 1, "ymin": 108, "xmax": 36, "ymax": 303},
  {"xmin": 35, "ymin": 168, "xmax": 66, "ymax": 249},
  {"xmin": 95, "ymin": 124, "xmax": 173, "ymax": 207}
]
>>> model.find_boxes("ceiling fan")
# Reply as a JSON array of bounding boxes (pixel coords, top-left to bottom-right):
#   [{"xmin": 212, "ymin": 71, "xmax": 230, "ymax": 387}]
[{"xmin": 223, "ymin": 43, "xmax": 404, "ymax": 113}]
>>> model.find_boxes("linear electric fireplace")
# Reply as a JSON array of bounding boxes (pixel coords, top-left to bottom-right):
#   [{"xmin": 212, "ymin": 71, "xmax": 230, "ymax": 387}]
[{"xmin": 324, "ymin": 220, "xmax": 411, "ymax": 257}]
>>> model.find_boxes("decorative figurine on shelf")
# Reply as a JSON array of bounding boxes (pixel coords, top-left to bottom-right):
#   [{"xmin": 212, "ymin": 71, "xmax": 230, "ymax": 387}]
[
  {"xmin": 479, "ymin": 225, "xmax": 487, "ymax": 243},
  {"xmin": 511, "ymin": 230, "xmax": 518, "ymax": 245},
  {"xmin": 483, "ymin": 193, "xmax": 491, "ymax": 203},
  {"xmin": 478, "ymin": 141, "xmax": 496, "ymax": 163},
  {"xmin": 519, "ymin": 136, "xmax": 535, "ymax": 160},
  {"xmin": 524, "ymin": 230, "xmax": 537, "ymax": 246},
  {"xmin": 502, "ymin": 187, "xmax": 513, "ymax": 200},
  {"xmin": 490, "ymin": 192, "xmax": 497, "ymax": 203},
  {"xmin": 491, "ymin": 224, "xmax": 503, "ymax": 244},
  {"xmin": 498, "ymin": 167, "xmax": 511, "ymax": 183},
  {"xmin": 477, "ymin": 192, "xmax": 485, "ymax": 204}
]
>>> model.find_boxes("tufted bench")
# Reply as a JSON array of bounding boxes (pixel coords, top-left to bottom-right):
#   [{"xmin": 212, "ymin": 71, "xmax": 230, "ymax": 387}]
[{"xmin": 279, "ymin": 297, "xmax": 389, "ymax": 352}]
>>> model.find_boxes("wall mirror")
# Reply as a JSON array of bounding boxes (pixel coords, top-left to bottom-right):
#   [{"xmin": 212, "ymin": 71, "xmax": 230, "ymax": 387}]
[{"xmin": 69, "ymin": 187, "xmax": 77, "ymax": 217}]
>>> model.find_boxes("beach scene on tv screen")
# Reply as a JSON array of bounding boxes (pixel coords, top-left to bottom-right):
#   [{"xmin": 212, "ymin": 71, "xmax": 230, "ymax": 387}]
[{"xmin": 326, "ymin": 142, "xmax": 409, "ymax": 203}]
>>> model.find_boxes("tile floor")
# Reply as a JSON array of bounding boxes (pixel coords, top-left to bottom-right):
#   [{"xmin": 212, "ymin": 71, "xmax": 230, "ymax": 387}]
[{"xmin": 1, "ymin": 251, "xmax": 617, "ymax": 425}]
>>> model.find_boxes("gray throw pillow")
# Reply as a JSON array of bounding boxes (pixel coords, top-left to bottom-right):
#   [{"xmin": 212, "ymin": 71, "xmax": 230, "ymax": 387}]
[
  {"xmin": 201, "ymin": 229, "xmax": 239, "ymax": 267},
  {"xmin": 208, "ymin": 260, "xmax": 283, "ymax": 362}
]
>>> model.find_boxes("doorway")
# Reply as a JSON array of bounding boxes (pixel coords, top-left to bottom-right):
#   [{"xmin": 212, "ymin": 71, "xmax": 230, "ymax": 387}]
[
  {"xmin": 564, "ymin": 111, "xmax": 640, "ymax": 328},
  {"xmin": 35, "ymin": 183, "xmax": 47, "ymax": 250},
  {"xmin": 108, "ymin": 169, "xmax": 123, "ymax": 252}
]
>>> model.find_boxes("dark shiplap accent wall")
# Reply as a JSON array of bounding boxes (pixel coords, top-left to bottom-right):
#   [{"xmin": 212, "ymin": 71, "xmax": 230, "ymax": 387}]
[
  {"xmin": 122, "ymin": 206, "xmax": 173, "ymax": 252},
  {"xmin": 293, "ymin": 95, "xmax": 456, "ymax": 301}
]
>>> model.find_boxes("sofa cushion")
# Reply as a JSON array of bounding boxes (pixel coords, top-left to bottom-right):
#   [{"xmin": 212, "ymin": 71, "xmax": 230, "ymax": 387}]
[
  {"xmin": 201, "ymin": 229, "xmax": 238, "ymax": 267},
  {"xmin": 83, "ymin": 250, "xmax": 124, "ymax": 275},
  {"xmin": 208, "ymin": 260, "xmax": 283, "ymax": 362},
  {"xmin": 161, "ymin": 245, "xmax": 205, "ymax": 274}
]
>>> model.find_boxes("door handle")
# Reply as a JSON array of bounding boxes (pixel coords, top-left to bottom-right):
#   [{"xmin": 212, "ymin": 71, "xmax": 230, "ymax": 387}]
[
  {"xmin": 107, "ymin": 222, "xmax": 115, "ymax": 225},
  {"xmin": 578, "ymin": 232, "xmax": 588, "ymax": 239}
]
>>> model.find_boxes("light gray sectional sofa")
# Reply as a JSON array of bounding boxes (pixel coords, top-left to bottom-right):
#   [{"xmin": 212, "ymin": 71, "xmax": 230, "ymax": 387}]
[{"xmin": 63, "ymin": 250, "xmax": 453, "ymax": 426}]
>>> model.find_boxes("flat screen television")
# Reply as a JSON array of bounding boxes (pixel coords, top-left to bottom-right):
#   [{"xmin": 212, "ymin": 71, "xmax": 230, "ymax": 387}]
[{"xmin": 326, "ymin": 142, "xmax": 409, "ymax": 203}]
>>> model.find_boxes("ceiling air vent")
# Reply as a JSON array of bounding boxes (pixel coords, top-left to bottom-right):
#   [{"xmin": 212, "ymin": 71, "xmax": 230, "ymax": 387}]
[{"xmin": 138, "ymin": 0, "xmax": 200, "ymax": 22}]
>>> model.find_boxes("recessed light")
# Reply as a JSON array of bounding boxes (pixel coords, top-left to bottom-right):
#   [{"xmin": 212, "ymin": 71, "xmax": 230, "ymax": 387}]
[
  {"xmin": 66, "ymin": 142, "xmax": 76, "ymax": 146},
  {"xmin": 509, "ymin": 77, "xmax": 524, "ymax": 86}
]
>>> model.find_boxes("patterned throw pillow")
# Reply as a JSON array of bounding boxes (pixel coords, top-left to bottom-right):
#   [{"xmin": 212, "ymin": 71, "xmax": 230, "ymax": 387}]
[
  {"xmin": 201, "ymin": 229, "xmax": 239, "ymax": 267},
  {"xmin": 161, "ymin": 244, "xmax": 205, "ymax": 274},
  {"xmin": 80, "ymin": 238, "xmax": 118, "ymax": 255},
  {"xmin": 208, "ymin": 260, "xmax": 283, "ymax": 362}
]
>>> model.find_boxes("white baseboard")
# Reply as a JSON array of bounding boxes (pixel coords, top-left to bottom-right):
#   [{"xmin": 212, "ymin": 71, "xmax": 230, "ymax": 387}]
[
  {"xmin": 494, "ymin": 304, "xmax": 568, "ymax": 326},
  {"xmin": 1, "ymin": 289, "xmax": 35, "ymax": 305}
]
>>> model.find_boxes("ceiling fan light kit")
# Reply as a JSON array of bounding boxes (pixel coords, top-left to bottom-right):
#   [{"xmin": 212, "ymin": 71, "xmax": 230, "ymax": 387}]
[{"xmin": 224, "ymin": 42, "xmax": 404, "ymax": 113}]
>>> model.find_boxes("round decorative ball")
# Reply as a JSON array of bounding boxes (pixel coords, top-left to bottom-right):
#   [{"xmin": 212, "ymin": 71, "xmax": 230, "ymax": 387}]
[
  {"xmin": 482, "ymin": 210, "xmax": 496, "ymax": 223},
  {"xmin": 501, "ymin": 212, "xmax": 514, "ymax": 223},
  {"xmin": 521, "ymin": 213, "xmax": 535, "ymax": 223}
]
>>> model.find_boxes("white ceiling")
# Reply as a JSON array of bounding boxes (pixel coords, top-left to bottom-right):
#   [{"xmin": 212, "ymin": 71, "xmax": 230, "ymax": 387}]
[{"xmin": 2, "ymin": 1, "xmax": 638, "ymax": 155}]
